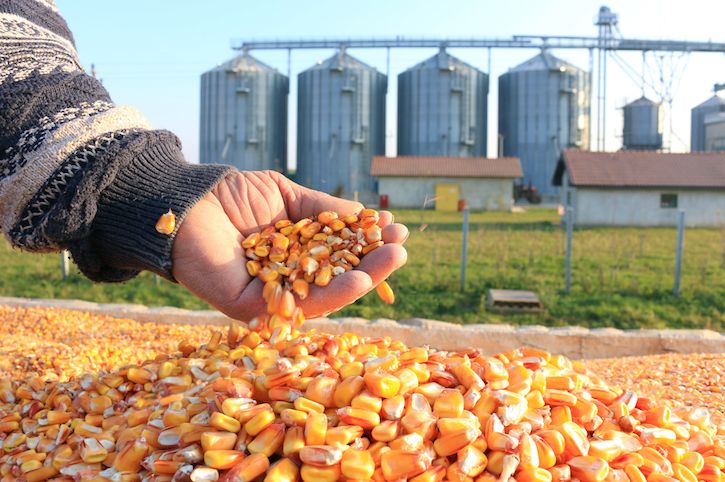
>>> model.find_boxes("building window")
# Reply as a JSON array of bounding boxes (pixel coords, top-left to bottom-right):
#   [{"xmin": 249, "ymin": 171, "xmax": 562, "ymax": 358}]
[{"xmin": 660, "ymin": 193, "xmax": 678, "ymax": 209}]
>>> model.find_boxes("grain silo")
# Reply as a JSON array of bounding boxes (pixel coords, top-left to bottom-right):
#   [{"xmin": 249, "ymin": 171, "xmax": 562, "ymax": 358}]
[
  {"xmin": 691, "ymin": 94, "xmax": 725, "ymax": 152},
  {"xmin": 498, "ymin": 51, "xmax": 590, "ymax": 197},
  {"xmin": 296, "ymin": 51, "xmax": 386, "ymax": 202},
  {"xmin": 200, "ymin": 52, "xmax": 288, "ymax": 172},
  {"xmin": 397, "ymin": 48, "xmax": 488, "ymax": 157},
  {"xmin": 622, "ymin": 96, "xmax": 662, "ymax": 150}
]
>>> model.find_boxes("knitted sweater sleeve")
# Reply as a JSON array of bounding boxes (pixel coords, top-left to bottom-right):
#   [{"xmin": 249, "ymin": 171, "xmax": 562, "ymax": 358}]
[{"xmin": 0, "ymin": 0, "xmax": 234, "ymax": 282}]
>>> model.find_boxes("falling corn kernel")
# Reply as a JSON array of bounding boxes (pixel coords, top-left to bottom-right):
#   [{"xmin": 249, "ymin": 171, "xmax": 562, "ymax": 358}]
[
  {"xmin": 375, "ymin": 280, "xmax": 396, "ymax": 304},
  {"xmin": 155, "ymin": 208, "xmax": 176, "ymax": 234}
]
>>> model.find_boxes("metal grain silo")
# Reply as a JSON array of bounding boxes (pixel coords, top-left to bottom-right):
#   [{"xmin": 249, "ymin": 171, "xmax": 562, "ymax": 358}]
[
  {"xmin": 297, "ymin": 51, "xmax": 386, "ymax": 202},
  {"xmin": 398, "ymin": 48, "xmax": 488, "ymax": 157},
  {"xmin": 622, "ymin": 96, "xmax": 662, "ymax": 150},
  {"xmin": 200, "ymin": 52, "xmax": 288, "ymax": 172},
  {"xmin": 498, "ymin": 51, "xmax": 590, "ymax": 197},
  {"xmin": 691, "ymin": 94, "xmax": 725, "ymax": 151}
]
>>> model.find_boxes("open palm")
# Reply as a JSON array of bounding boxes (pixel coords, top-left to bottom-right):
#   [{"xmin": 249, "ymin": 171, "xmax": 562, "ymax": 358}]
[{"xmin": 171, "ymin": 171, "xmax": 408, "ymax": 321}]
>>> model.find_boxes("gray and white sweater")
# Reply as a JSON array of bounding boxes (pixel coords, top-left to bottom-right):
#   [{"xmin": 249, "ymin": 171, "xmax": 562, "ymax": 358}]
[{"xmin": 0, "ymin": 0, "xmax": 233, "ymax": 282}]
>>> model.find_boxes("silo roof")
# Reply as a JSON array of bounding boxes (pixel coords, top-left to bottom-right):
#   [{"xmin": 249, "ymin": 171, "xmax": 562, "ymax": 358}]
[
  {"xmin": 508, "ymin": 51, "xmax": 582, "ymax": 73},
  {"xmin": 305, "ymin": 51, "xmax": 378, "ymax": 72},
  {"xmin": 211, "ymin": 52, "xmax": 280, "ymax": 73},
  {"xmin": 403, "ymin": 49, "xmax": 483, "ymax": 73},
  {"xmin": 625, "ymin": 96, "xmax": 659, "ymax": 107},
  {"xmin": 694, "ymin": 94, "xmax": 725, "ymax": 109}
]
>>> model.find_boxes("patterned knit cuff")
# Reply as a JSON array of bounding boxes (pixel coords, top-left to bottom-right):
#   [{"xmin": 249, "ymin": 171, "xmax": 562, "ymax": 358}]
[{"xmin": 71, "ymin": 133, "xmax": 234, "ymax": 282}]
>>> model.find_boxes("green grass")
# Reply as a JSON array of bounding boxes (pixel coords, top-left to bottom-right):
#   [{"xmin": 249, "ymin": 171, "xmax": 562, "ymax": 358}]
[{"xmin": 1, "ymin": 208, "xmax": 723, "ymax": 330}]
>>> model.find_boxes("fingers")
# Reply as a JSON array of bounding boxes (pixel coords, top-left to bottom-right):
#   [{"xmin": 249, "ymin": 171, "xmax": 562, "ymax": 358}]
[
  {"xmin": 297, "ymin": 270, "xmax": 373, "ymax": 318},
  {"xmin": 378, "ymin": 210, "xmax": 394, "ymax": 228},
  {"xmin": 355, "ymin": 243, "xmax": 408, "ymax": 289},
  {"xmin": 382, "ymin": 223, "xmax": 408, "ymax": 245}
]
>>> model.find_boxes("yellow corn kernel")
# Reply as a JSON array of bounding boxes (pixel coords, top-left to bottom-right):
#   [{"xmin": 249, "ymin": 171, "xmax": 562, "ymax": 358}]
[
  {"xmin": 326, "ymin": 425, "xmax": 363, "ymax": 447},
  {"xmin": 341, "ymin": 449, "xmax": 375, "ymax": 479},
  {"xmin": 372, "ymin": 420, "xmax": 401, "ymax": 442},
  {"xmin": 209, "ymin": 412, "xmax": 241, "ymax": 433},
  {"xmin": 337, "ymin": 407, "xmax": 380, "ymax": 430},
  {"xmin": 304, "ymin": 411, "xmax": 328, "ymax": 445},
  {"xmin": 518, "ymin": 467, "xmax": 554, "ymax": 482},
  {"xmin": 364, "ymin": 372, "xmax": 401, "ymax": 399},
  {"xmin": 333, "ymin": 375, "xmax": 364, "ymax": 408},
  {"xmin": 265, "ymin": 458, "xmax": 299, "ymax": 482},
  {"xmin": 203, "ymin": 449, "xmax": 245, "ymax": 470},
  {"xmin": 557, "ymin": 421, "xmax": 590, "ymax": 457},
  {"xmin": 225, "ymin": 453, "xmax": 270, "ymax": 482},
  {"xmin": 568, "ymin": 456, "xmax": 610, "ymax": 482},
  {"xmin": 381, "ymin": 450, "xmax": 431, "ymax": 480},
  {"xmin": 381, "ymin": 395, "xmax": 406, "ymax": 421},
  {"xmin": 300, "ymin": 464, "xmax": 341, "ymax": 482},
  {"xmin": 294, "ymin": 396, "xmax": 325, "ymax": 413},
  {"xmin": 247, "ymin": 423, "xmax": 285, "ymax": 457},
  {"xmin": 305, "ymin": 376, "xmax": 337, "ymax": 408},
  {"xmin": 283, "ymin": 425, "xmax": 305, "ymax": 457},
  {"xmin": 433, "ymin": 389, "xmax": 464, "ymax": 418},
  {"xmin": 457, "ymin": 444, "xmax": 487, "ymax": 477},
  {"xmin": 201, "ymin": 431, "xmax": 237, "ymax": 451},
  {"xmin": 244, "ymin": 409, "xmax": 275, "ymax": 437},
  {"xmin": 351, "ymin": 390, "xmax": 384, "ymax": 412},
  {"xmin": 376, "ymin": 280, "xmax": 395, "ymax": 304},
  {"xmin": 680, "ymin": 451, "xmax": 704, "ymax": 473},
  {"xmin": 672, "ymin": 463, "xmax": 698, "ymax": 482},
  {"xmin": 155, "ymin": 209, "xmax": 176, "ymax": 234},
  {"xmin": 79, "ymin": 438, "xmax": 108, "ymax": 464},
  {"xmin": 434, "ymin": 428, "xmax": 480, "ymax": 457},
  {"xmin": 24, "ymin": 466, "xmax": 59, "ymax": 482},
  {"xmin": 280, "ymin": 408, "xmax": 307, "ymax": 427},
  {"xmin": 339, "ymin": 361, "xmax": 364, "ymax": 379}
]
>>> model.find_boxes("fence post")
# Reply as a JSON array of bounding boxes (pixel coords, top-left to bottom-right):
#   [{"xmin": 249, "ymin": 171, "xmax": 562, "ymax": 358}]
[
  {"xmin": 460, "ymin": 206, "xmax": 469, "ymax": 292},
  {"xmin": 60, "ymin": 250, "xmax": 70, "ymax": 280},
  {"xmin": 673, "ymin": 210, "xmax": 685, "ymax": 296},
  {"xmin": 565, "ymin": 205, "xmax": 573, "ymax": 294}
]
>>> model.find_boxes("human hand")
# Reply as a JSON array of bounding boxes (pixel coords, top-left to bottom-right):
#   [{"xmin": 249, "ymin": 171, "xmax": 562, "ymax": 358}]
[{"xmin": 171, "ymin": 170, "xmax": 408, "ymax": 321}]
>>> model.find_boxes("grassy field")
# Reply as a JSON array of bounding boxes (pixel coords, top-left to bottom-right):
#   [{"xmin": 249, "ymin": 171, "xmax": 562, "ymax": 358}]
[{"xmin": 1, "ymin": 208, "xmax": 723, "ymax": 330}]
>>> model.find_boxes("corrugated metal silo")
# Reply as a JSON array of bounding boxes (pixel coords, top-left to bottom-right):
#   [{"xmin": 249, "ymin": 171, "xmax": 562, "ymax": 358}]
[
  {"xmin": 296, "ymin": 51, "xmax": 386, "ymax": 202},
  {"xmin": 398, "ymin": 48, "xmax": 488, "ymax": 157},
  {"xmin": 622, "ymin": 96, "xmax": 662, "ymax": 150},
  {"xmin": 691, "ymin": 95, "xmax": 725, "ymax": 152},
  {"xmin": 200, "ymin": 53, "xmax": 288, "ymax": 172},
  {"xmin": 498, "ymin": 51, "xmax": 590, "ymax": 197}
]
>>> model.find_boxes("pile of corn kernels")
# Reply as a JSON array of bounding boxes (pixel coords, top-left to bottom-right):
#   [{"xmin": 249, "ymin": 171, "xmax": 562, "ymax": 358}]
[
  {"xmin": 0, "ymin": 209, "xmax": 722, "ymax": 482},
  {"xmin": 0, "ymin": 307, "xmax": 722, "ymax": 482}
]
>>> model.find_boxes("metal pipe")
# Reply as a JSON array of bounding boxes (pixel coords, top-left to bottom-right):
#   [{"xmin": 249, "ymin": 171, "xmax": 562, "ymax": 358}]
[
  {"xmin": 673, "ymin": 210, "xmax": 685, "ymax": 296},
  {"xmin": 460, "ymin": 206, "xmax": 470, "ymax": 292},
  {"xmin": 233, "ymin": 37, "xmax": 725, "ymax": 53},
  {"xmin": 565, "ymin": 205, "xmax": 574, "ymax": 294}
]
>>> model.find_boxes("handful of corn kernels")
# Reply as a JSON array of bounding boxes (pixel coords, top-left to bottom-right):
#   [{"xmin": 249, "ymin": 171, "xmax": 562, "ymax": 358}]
[{"xmin": 241, "ymin": 208, "xmax": 394, "ymax": 330}]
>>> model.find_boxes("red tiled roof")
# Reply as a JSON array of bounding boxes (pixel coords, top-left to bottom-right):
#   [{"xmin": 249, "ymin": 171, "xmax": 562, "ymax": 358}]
[
  {"xmin": 554, "ymin": 150, "xmax": 725, "ymax": 188},
  {"xmin": 371, "ymin": 156, "xmax": 522, "ymax": 178}
]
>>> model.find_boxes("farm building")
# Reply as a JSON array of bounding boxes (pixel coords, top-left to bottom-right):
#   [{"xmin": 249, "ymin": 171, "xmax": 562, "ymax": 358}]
[
  {"xmin": 553, "ymin": 150, "xmax": 725, "ymax": 227},
  {"xmin": 371, "ymin": 156, "xmax": 522, "ymax": 210}
]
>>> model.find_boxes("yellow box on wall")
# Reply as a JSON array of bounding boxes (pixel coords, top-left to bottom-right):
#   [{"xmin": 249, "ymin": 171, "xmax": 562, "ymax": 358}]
[{"xmin": 435, "ymin": 183, "xmax": 459, "ymax": 211}]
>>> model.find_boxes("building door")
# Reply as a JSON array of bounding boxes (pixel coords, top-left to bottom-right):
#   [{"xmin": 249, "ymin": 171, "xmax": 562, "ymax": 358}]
[{"xmin": 435, "ymin": 183, "xmax": 460, "ymax": 211}]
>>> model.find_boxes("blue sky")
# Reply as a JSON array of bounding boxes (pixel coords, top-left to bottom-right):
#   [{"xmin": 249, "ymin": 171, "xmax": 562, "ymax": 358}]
[{"xmin": 56, "ymin": 0, "xmax": 725, "ymax": 165}]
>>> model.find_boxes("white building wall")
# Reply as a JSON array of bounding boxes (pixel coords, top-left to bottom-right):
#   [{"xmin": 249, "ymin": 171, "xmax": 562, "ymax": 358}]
[
  {"xmin": 573, "ymin": 187, "xmax": 725, "ymax": 227},
  {"xmin": 378, "ymin": 177, "xmax": 514, "ymax": 210}
]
